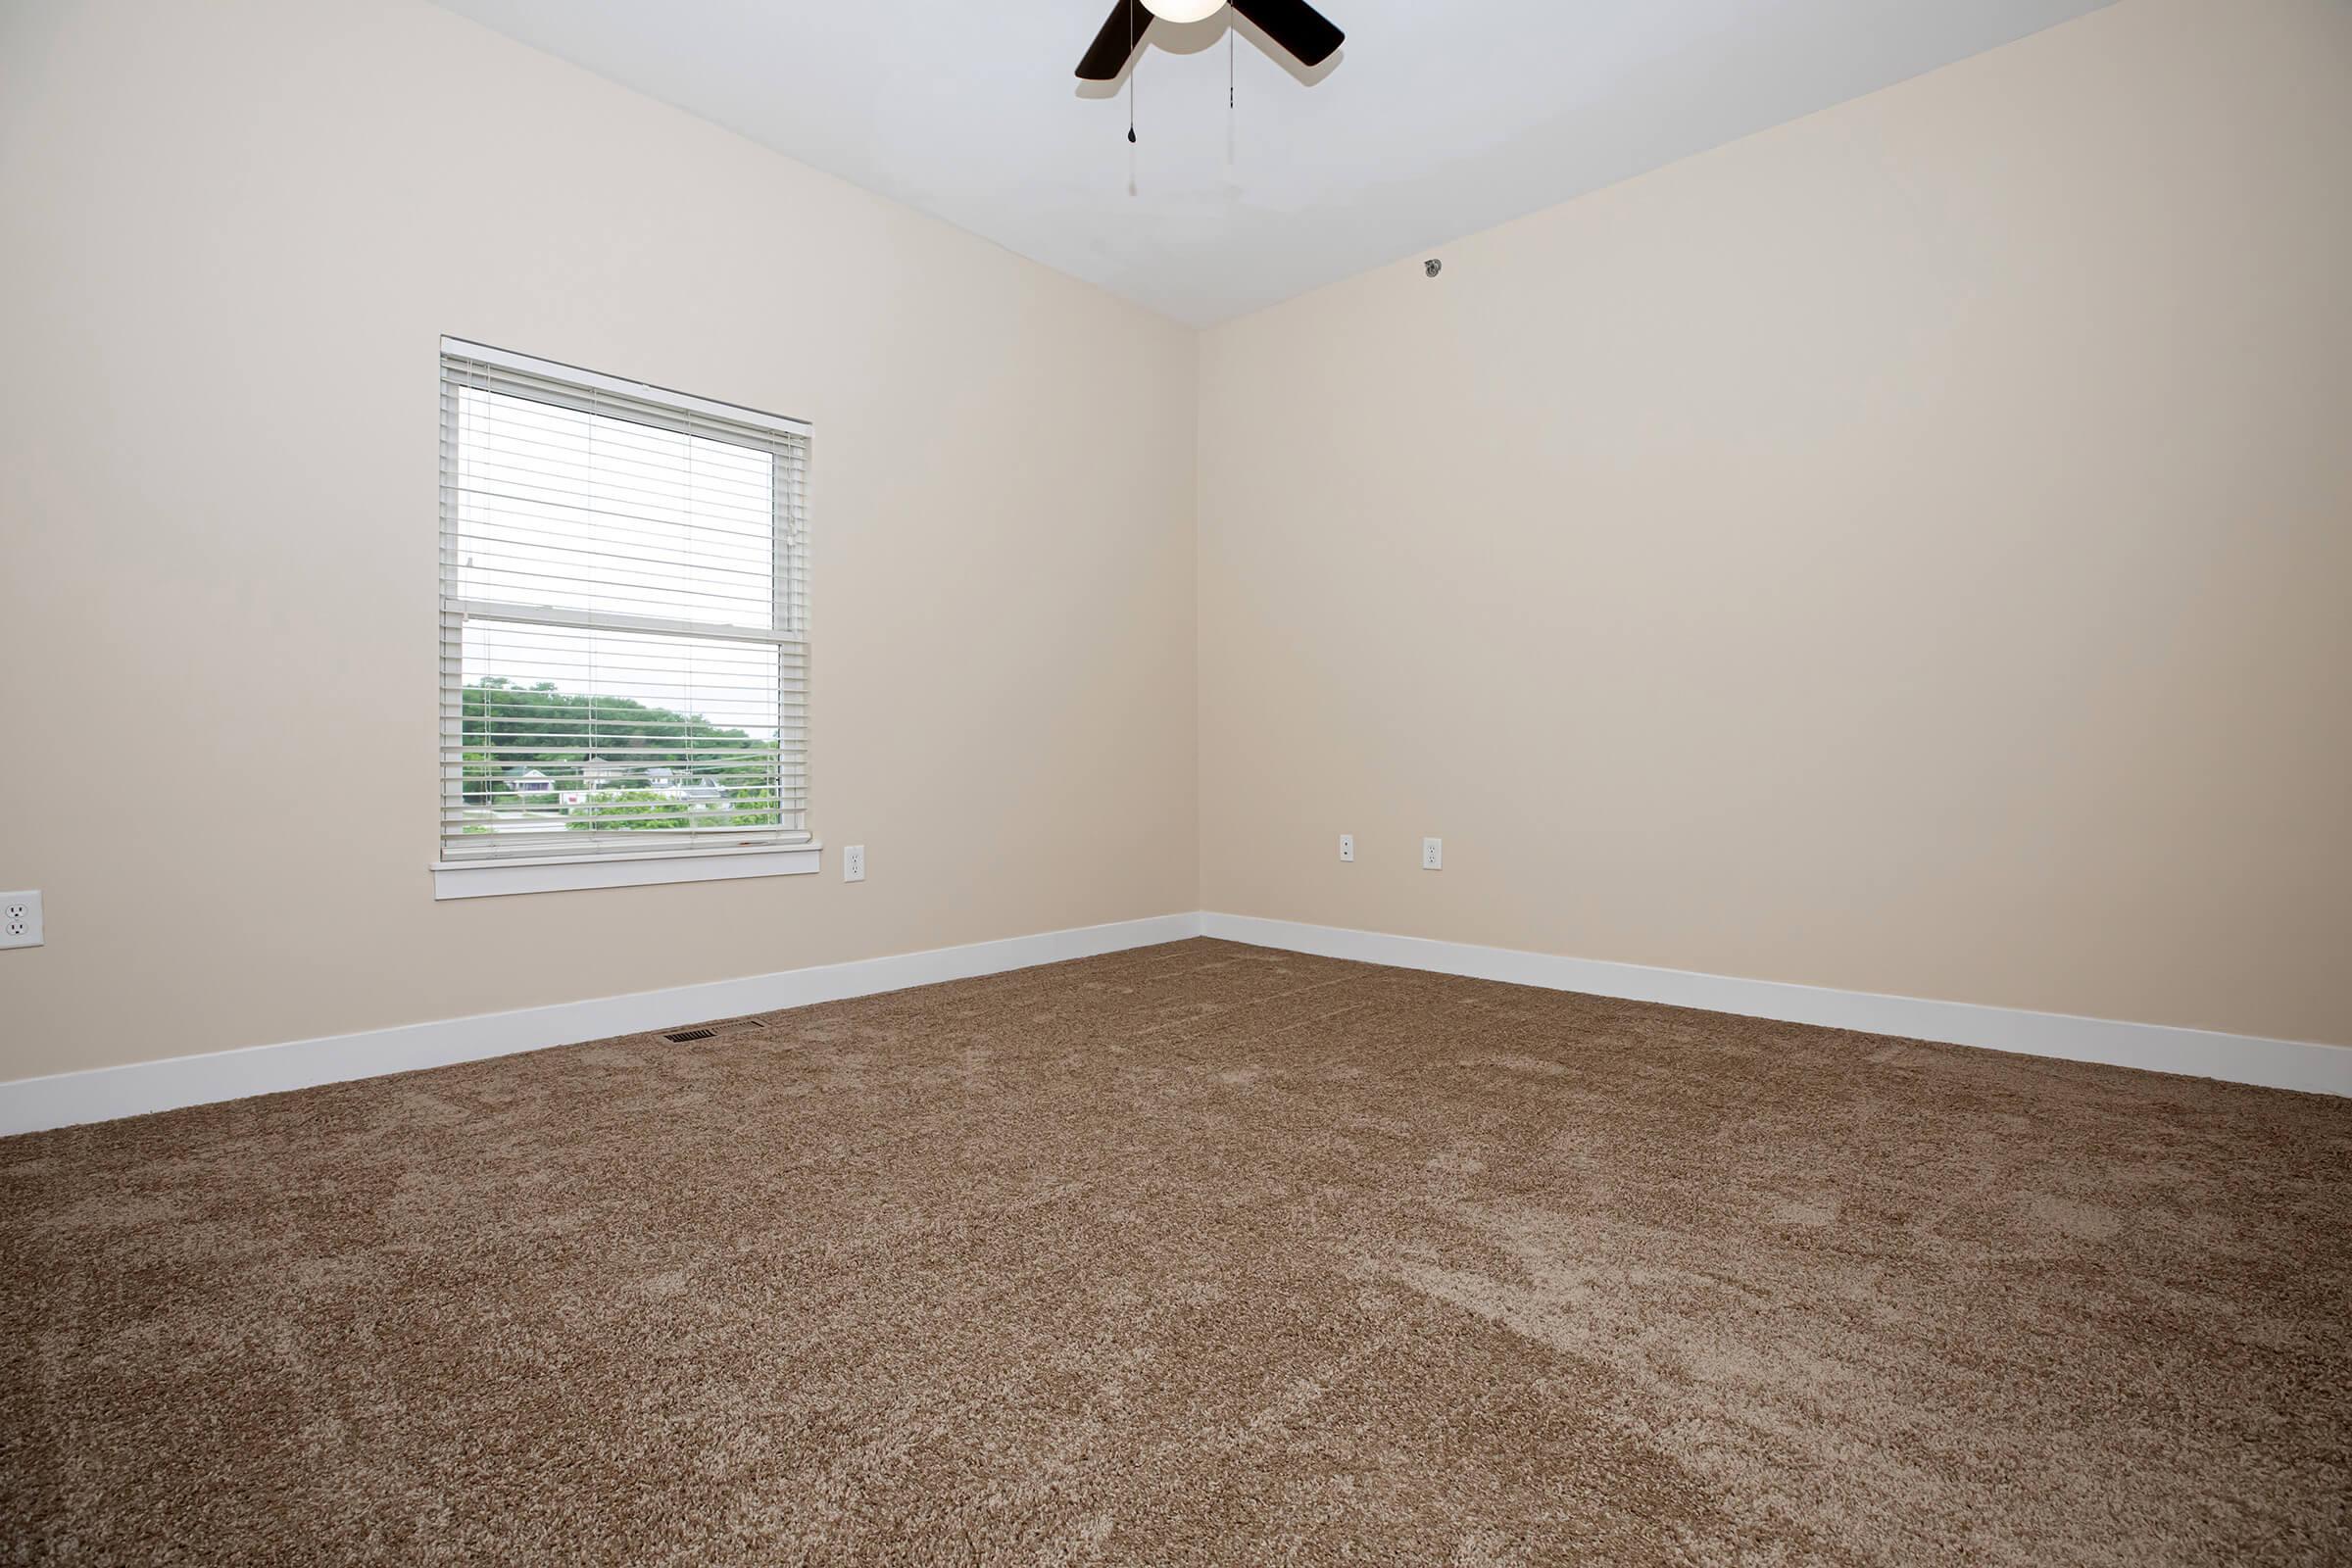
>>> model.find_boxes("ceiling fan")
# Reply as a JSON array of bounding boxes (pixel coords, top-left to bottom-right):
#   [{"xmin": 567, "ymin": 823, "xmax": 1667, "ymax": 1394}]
[{"xmin": 1075, "ymin": 0, "xmax": 1345, "ymax": 81}]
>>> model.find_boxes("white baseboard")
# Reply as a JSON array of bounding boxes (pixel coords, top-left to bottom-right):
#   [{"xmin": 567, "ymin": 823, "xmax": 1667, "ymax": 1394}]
[
  {"xmin": 0, "ymin": 913, "xmax": 1204, "ymax": 1138},
  {"xmin": 1201, "ymin": 913, "xmax": 2352, "ymax": 1098},
  {"xmin": 9, "ymin": 907, "xmax": 2342, "ymax": 1137}
]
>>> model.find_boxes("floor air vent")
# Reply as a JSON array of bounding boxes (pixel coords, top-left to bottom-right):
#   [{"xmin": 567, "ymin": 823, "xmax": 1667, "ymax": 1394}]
[{"xmin": 662, "ymin": 1028, "xmax": 718, "ymax": 1043}]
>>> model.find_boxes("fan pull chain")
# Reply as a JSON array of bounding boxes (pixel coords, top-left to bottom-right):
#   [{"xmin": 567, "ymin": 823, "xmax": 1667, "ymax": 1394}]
[{"xmin": 1127, "ymin": 1, "xmax": 1138, "ymax": 143}]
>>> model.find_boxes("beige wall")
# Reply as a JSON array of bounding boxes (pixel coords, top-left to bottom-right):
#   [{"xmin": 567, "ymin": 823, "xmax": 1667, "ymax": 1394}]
[
  {"xmin": 1198, "ymin": 0, "xmax": 2352, "ymax": 1047},
  {"xmin": 0, "ymin": 0, "xmax": 1199, "ymax": 1081},
  {"xmin": 5, "ymin": 0, "xmax": 2346, "ymax": 1090}
]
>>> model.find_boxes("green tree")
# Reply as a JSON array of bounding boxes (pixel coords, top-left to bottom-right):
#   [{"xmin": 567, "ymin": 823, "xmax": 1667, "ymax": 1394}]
[
  {"xmin": 565, "ymin": 790, "xmax": 691, "ymax": 833},
  {"xmin": 461, "ymin": 678, "xmax": 774, "ymax": 824}
]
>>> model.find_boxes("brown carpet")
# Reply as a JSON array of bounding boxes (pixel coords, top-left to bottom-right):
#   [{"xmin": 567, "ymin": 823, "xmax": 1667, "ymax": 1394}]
[{"xmin": 3, "ymin": 939, "xmax": 2348, "ymax": 1565}]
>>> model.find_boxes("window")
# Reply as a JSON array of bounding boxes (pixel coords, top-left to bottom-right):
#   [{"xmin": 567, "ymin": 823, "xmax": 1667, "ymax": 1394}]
[{"xmin": 435, "ymin": 339, "xmax": 811, "ymax": 898}]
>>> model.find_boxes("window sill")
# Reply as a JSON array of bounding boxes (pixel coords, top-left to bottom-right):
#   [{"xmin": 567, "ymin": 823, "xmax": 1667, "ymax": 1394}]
[{"xmin": 432, "ymin": 843, "xmax": 821, "ymax": 901}]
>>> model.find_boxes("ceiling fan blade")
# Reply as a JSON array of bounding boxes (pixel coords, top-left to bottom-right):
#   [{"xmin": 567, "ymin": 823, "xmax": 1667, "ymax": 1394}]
[
  {"xmin": 1076, "ymin": 0, "xmax": 1154, "ymax": 81},
  {"xmin": 1228, "ymin": 0, "xmax": 1345, "ymax": 69}
]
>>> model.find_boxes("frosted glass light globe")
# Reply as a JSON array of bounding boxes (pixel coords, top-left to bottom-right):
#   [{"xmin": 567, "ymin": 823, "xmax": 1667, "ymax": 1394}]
[{"xmin": 1143, "ymin": 0, "xmax": 1225, "ymax": 23}]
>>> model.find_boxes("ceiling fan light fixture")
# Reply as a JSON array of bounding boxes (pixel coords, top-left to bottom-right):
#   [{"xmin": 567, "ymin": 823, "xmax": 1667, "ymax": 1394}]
[
  {"xmin": 1076, "ymin": 0, "xmax": 1341, "ymax": 82},
  {"xmin": 1143, "ymin": 0, "xmax": 1225, "ymax": 23}
]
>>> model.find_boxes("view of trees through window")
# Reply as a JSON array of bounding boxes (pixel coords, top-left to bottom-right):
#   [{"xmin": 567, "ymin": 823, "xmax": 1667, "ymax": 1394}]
[{"xmin": 459, "ymin": 676, "xmax": 782, "ymax": 836}]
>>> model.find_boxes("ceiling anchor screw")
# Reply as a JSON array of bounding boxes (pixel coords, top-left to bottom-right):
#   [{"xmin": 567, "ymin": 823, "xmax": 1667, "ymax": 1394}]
[{"xmin": 1425, "ymin": 258, "xmax": 1443, "ymax": 277}]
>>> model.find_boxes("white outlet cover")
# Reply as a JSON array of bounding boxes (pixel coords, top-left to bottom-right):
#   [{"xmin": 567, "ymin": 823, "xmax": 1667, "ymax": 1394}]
[
  {"xmin": 843, "ymin": 845, "xmax": 865, "ymax": 883},
  {"xmin": 1339, "ymin": 834, "xmax": 1354, "ymax": 862},
  {"xmin": 0, "ymin": 889, "xmax": 43, "ymax": 949},
  {"xmin": 1422, "ymin": 838, "xmax": 1444, "ymax": 870}
]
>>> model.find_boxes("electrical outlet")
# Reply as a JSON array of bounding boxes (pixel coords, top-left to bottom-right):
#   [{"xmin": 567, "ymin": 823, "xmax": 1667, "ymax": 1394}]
[
  {"xmin": 842, "ymin": 845, "xmax": 865, "ymax": 883},
  {"xmin": 1339, "ymin": 834, "xmax": 1354, "ymax": 862},
  {"xmin": 1421, "ymin": 838, "xmax": 1443, "ymax": 871},
  {"xmin": 1, "ymin": 891, "xmax": 42, "ymax": 949}
]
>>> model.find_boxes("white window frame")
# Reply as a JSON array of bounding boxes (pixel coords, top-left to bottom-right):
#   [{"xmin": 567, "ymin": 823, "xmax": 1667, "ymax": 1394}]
[{"xmin": 431, "ymin": 338, "xmax": 817, "ymax": 900}]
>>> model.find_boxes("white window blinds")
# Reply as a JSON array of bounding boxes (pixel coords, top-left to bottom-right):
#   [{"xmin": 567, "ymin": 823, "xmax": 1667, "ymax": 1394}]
[{"xmin": 438, "ymin": 339, "xmax": 808, "ymax": 864}]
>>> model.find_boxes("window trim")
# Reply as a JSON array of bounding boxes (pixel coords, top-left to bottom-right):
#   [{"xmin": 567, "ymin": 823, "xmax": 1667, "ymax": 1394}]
[
  {"xmin": 432, "ymin": 842, "xmax": 822, "ymax": 902},
  {"xmin": 439, "ymin": 337, "xmax": 812, "ymax": 444},
  {"xmin": 434, "ymin": 337, "xmax": 813, "ymax": 894}
]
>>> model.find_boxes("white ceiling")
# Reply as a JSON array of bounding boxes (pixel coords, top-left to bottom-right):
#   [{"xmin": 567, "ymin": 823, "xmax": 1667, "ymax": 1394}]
[{"xmin": 428, "ymin": 0, "xmax": 2115, "ymax": 326}]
